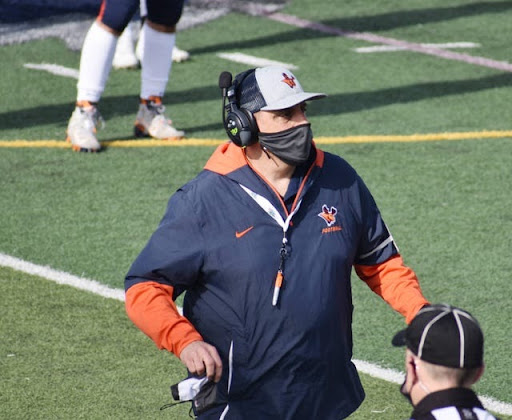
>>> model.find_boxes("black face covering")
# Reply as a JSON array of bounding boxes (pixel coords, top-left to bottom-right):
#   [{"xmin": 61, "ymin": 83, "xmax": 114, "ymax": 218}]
[
  {"xmin": 258, "ymin": 123, "xmax": 313, "ymax": 166},
  {"xmin": 400, "ymin": 376, "xmax": 413, "ymax": 405}
]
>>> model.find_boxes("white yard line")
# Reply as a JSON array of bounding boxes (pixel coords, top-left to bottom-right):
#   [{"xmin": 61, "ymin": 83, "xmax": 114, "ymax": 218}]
[
  {"xmin": 24, "ymin": 63, "xmax": 79, "ymax": 79},
  {"xmin": 354, "ymin": 42, "xmax": 480, "ymax": 53},
  {"xmin": 353, "ymin": 359, "xmax": 512, "ymax": 415},
  {"xmin": 1, "ymin": 252, "xmax": 511, "ymax": 416},
  {"xmin": 216, "ymin": 52, "xmax": 298, "ymax": 70},
  {"xmin": 0, "ymin": 252, "xmax": 123, "ymax": 300},
  {"xmin": 263, "ymin": 12, "xmax": 512, "ymax": 73},
  {"xmin": 24, "ymin": 53, "xmax": 298, "ymax": 81}
]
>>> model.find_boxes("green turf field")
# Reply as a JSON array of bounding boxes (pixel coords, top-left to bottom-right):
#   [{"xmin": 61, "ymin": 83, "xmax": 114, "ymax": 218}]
[{"xmin": 1, "ymin": 0, "xmax": 511, "ymax": 418}]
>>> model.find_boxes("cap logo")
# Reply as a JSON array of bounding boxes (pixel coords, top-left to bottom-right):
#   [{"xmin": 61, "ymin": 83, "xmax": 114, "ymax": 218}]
[{"xmin": 281, "ymin": 73, "xmax": 296, "ymax": 88}]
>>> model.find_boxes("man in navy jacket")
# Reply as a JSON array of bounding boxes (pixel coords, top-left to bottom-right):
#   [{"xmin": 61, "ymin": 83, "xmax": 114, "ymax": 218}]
[{"xmin": 125, "ymin": 65, "xmax": 430, "ymax": 419}]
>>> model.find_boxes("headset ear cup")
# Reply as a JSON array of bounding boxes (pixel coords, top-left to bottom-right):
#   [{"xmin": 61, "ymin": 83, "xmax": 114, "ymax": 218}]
[
  {"xmin": 222, "ymin": 68, "xmax": 259, "ymax": 147},
  {"xmin": 225, "ymin": 108, "xmax": 258, "ymax": 147},
  {"xmin": 240, "ymin": 108, "xmax": 258, "ymax": 147},
  {"xmin": 224, "ymin": 109, "xmax": 243, "ymax": 147}
]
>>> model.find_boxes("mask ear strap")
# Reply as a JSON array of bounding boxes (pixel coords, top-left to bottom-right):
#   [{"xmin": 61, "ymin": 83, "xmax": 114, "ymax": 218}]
[
  {"xmin": 261, "ymin": 145, "xmax": 272, "ymax": 159},
  {"xmin": 159, "ymin": 401, "xmax": 196, "ymax": 419},
  {"xmin": 160, "ymin": 399, "xmax": 191, "ymax": 411}
]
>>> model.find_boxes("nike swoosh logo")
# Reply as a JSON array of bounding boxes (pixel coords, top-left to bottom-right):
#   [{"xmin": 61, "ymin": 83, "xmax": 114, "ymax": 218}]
[{"xmin": 235, "ymin": 226, "xmax": 254, "ymax": 239}]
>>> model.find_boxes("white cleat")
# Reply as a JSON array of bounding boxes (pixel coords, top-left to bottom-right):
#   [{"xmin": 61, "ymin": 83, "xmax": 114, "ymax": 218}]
[
  {"xmin": 172, "ymin": 45, "xmax": 190, "ymax": 63},
  {"xmin": 134, "ymin": 97, "xmax": 185, "ymax": 140},
  {"xmin": 66, "ymin": 103, "xmax": 104, "ymax": 152}
]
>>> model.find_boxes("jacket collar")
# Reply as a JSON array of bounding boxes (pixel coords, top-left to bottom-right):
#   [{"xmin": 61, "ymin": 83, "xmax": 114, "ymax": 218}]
[
  {"xmin": 204, "ymin": 141, "xmax": 324, "ymax": 177},
  {"xmin": 203, "ymin": 141, "xmax": 324, "ymax": 215}
]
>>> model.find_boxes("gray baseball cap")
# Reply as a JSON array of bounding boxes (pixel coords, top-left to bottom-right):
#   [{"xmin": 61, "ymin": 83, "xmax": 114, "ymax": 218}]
[{"xmin": 237, "ymin": 66, "xmax": 326, "ymax": 113}]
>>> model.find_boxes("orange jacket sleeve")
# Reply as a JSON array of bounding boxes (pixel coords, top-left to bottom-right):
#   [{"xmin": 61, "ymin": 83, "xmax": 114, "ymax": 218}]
[
  {"xmin": 125, "ymin": 281, "xmax": 203, "ymax": 357},
  {"xmin": 354, "ymin": 254, "xmax": 429, "ymax": 324}
]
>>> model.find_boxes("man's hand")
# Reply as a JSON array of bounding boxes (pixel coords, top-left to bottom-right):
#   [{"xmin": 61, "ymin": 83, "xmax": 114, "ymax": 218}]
[{"xmin": 179, "ymin": 341, "xmax": 223, "ymax": 382}]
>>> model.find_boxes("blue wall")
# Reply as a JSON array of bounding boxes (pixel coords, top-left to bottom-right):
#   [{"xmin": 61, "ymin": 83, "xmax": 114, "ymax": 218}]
[{"xmin": 1, "ymin": 0, "xmax": 102, "ymax": 23}]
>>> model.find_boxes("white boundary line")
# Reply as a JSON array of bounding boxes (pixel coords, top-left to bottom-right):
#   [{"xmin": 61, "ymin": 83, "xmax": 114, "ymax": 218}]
[
  {"xmin": 0, "ymin": 252, "xmax": 124, "ymax": 301},
  {"xmin": 216, "ymin": 52, "xmax": 298, "ymax": 70},
  {"xmin": 24, "ymin": 63, "xmax": 79, "ymax": 79},
  {"xmin": 354, "ymin": 42, "xmax": 480, "ymax": 53},
  {"xmin": 24, "ymin": 54, "xmax": 298, "ymax": 82},
  {"xmin": 1, "ymin": 252, "xmax": 511, "ymax": 416},
  {"xmin": 264, "ymin": 12, "xmax": 512, "ymax": 73}
]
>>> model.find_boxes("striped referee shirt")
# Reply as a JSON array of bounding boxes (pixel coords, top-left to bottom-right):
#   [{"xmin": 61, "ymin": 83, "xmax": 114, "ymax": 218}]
[{"xmin": 410, "ymin": 388, "xmax": 499, "ymax": 420}]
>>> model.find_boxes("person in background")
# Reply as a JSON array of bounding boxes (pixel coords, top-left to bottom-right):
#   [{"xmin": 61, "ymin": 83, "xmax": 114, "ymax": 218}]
[
  {"xmin": 392, "ymin": 303, "xmax": 499, "ymax": 420},
  {"xmin": 67, "ymin": 0, "xmax": 185, "ymax": 152},
  {"xmin": 112, "ymin": 0, "xmax": 189, "ymax": 70},
  {"xmin": 125, "ymin": 65, "xmax": 430, "ymax": 419}
]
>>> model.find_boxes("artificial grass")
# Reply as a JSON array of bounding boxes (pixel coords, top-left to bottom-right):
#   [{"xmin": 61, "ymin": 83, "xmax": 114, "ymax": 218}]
[
  {"xmin": 1, "ymin": 137, "xmax": 511, "ymax": 404},
  {"xmin": 0, "ymin": 266, "xmax": 190, "ymax": 419},
  {"xmin": 1, "ymin": 267, "xmax": 509, "ymax": 419},
  {"xmin": 1, "ymin": 0, "xmax": 512, "ymax": 415},
  {"xmin": 2, "ymin": 2, "xmax": 512, "ymax": 141}
]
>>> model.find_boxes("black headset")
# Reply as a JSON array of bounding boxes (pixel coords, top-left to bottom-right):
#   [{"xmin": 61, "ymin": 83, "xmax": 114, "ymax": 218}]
[{"xmin": 219, "ymin": 70, "xmax": 259, "ymax": 147}]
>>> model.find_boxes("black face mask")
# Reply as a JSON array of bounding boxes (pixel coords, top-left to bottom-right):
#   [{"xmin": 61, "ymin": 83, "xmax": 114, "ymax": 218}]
[
  {"xmin": 400, "ymin": 376, "xmax": 413, "ymax": 406},
  {"xmin": 258, "ymin": 123, "xmax": 313, "ymax": 166},
  {"xmin": 162, "ymin": 378, "xmax": 221, "ymax": 415}
]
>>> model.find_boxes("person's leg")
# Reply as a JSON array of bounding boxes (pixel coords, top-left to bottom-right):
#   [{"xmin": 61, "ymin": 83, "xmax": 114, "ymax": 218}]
[
  {"xmin": 67, "ymin": 0, "xmax": 138, "ymax": 151},
  {"xmin": 134, "ymin": 0, "xmax": 186, "ymax": 139},
  {"xmin": 140, "ymin": 0, "xmax": 147, "ymax": 18},
  {"xmin": 112, "ymin": 20, "xmax": 139, "ymax": 69},
  {"xmin": 136, "ymin": 0, "xmax": 190, "ymax": 64}
]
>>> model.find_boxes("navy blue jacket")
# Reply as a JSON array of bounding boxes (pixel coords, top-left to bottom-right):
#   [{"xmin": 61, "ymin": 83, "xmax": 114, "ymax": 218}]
[{"xmin": 125, "ymin": 142, "xmax": 428, "ymax": 419}]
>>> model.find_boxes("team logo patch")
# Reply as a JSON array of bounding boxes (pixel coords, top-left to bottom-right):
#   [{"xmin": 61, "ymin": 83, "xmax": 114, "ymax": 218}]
[
  {"xmin": 318, "ymin": 205, "xmax": 337, "ymax": 226},
  {"xmin": 281, "ymin": 73, "xmax": 296, "ymax": 88}
]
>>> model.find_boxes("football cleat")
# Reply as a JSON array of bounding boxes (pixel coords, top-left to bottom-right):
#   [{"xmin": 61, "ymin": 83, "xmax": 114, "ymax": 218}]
[
  {"xmin": 171, "ymin": 45, "xmax": 190, "ymax": 63},
  {"xmin": 134, "ymin": 96, "xmax": 185, "ymax": 140},
  {"xmin": 66, "ymin": 102, "xmax": 104, "ymax": 152}
]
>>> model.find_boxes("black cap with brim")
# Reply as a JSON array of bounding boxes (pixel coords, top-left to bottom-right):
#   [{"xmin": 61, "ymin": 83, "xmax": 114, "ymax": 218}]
[
  {"xmin": 392, "ymin": 304, "xmax": 484, "ymax": 369},
  {"xmin": 391, "ymin": 328, "xmax": 407, "ymax": 347}
]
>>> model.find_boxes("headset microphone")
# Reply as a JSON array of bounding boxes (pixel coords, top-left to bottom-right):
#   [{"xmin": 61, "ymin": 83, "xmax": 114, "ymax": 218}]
[
  {"xmin": 219, "ymin": 71, "xmax": 232, "ymax": 97},
  {"xmin": 219, "ymin": 71, "xmax": 233, "ymax": 133},
  {"xmin": 219, "ymin": 70, "xmax": 258, "ymax": 148}
]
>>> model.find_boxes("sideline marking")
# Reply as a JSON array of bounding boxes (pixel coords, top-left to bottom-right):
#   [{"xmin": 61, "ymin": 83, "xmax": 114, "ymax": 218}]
[
  {"xmin": 24, "ymin": 63, "xmax": 79, "ymax": 79},
  {"xmin": 353, "ymin": 359, "xmax": 512, "ymax": 416},
  {"xmin": 263, "ymin": 12, "xmax": 512, "ymax": 73},
  {"xmin": 216, "ymin": 52, "xmax": 298, "ymax": 70},
  {"xmin": 0, "ymin": 252, "xmax": 124, "ymax": 301},
  {"xmin": 1, "ymin": 252, "xmax": 511, "ymax": 416},
  {"xmin": 23, "ymin": 51, "xmax": 299, "ymax": 82},
  {"xmin": 354, "ymin": 42, "xmax": 480, "ymax": 53},
  {"xmin": 1, "ymin": 131, "xmax": 511, "ymax": 149}
]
